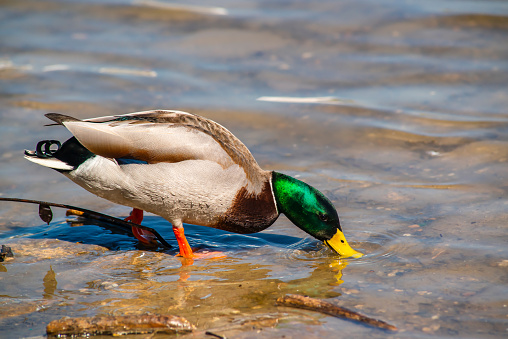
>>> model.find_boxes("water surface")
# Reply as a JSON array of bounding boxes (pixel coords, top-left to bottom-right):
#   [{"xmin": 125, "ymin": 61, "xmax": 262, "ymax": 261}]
[{"xmin": 1, "ymin": 0, "xmax": 507, "ymax": 337}]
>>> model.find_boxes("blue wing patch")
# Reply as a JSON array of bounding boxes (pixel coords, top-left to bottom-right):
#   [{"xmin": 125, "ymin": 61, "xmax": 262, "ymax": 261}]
[{"xmin": 116, "ymin": 158, "xmax": 148, "ymax": 165}]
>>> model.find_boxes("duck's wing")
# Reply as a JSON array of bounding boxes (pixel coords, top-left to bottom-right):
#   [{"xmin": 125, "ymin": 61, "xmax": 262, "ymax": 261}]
[{"xmin": 46, "ymin": 110, "xmax": 266, "ymax": 187}]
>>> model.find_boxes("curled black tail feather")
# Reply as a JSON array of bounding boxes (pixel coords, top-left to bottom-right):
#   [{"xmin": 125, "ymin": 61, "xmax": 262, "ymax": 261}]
[
  {"xmin": 35, "ymin": 140, "xmax": 61, "ymax": 158},
  {"xmin": 24, "ymin": 137, "xmax": 94, "ymax": 171},
  {"xmin": 52, "ymin": 137, "xmax": 94, "ymax": 167}
]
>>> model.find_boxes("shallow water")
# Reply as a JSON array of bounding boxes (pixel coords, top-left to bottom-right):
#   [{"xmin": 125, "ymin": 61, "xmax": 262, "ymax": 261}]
[{"xmin": 1, "ymin": 0, "xmax": 507, "ymax": 337}]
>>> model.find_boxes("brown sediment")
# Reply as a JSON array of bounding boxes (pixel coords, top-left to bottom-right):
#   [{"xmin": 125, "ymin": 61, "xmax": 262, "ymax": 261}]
[
  {"xmin": 276, "ymin": 294, "xmax": 398, "ymax": 331},
  {"xmin": 46, "ymin": 314, "xmax": 195, "ymax": 336}
]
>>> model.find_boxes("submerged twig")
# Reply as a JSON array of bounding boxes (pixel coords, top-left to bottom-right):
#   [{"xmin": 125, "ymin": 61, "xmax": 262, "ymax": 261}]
[
  {"xmin": 0, "ymin": 197, "xmax": 172, "ymax": 249},
  {"xmin": 46, "ymin": 314, "xmax": 195, "ymax": 336},
  {"xmin": 277, "ymin": 294, "xmax": 397, "ymax": 331},
  {"xmin": 205, "ymin": 331, "xmax": 228, "ymax": 339}
]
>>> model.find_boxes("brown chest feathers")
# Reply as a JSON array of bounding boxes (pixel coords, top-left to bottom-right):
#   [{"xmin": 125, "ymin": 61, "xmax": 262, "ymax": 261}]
[{"xmin": 216, "ymin": 179, "xmax": 279, "ymax": 234}]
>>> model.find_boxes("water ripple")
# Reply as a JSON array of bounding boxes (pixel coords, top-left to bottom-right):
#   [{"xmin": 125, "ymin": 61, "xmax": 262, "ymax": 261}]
[{"xmin": 345, "ymin": 229, "xmax": 402, "ymax": 266}]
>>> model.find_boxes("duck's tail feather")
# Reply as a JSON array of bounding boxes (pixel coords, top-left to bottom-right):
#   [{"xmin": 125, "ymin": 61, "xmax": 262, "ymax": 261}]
[
  {"xmin": 44, "ymin": 113, "xmax": 81, "ymax": 126},
  {"xmin": 24, "ymin": 154, "xmax": 75, "ymax": 171}
]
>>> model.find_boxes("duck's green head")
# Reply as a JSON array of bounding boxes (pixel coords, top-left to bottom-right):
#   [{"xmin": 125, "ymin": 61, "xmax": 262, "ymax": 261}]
[{"xmin": 272, "ymin": 171, "xmax": 363, "ymax": 259}]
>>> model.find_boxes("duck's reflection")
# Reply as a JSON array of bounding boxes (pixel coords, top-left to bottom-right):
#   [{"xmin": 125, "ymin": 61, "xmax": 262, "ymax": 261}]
[{"xmin": 85, "ymin": 253, "xmax": 351, "ymax": 317}]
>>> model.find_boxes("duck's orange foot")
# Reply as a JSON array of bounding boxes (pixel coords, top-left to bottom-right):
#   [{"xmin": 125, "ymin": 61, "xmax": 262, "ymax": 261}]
[
  {"xmin": 192, "ymin": 250, "xmax": 227, "ymax": 260},
  {"xmin": 132, "ymin": 226, "xmax": 158, "ymax": 246},
  {"xmin": 176, "ymin": 250, "xmax": 226, "ymax": 267},
  {"xmin": 172, "ymin": 225, "xmax": 226, "ymax": 260},
  {"xmin": 176, "ymin": 250, "xmax": 227, "ymax": 260},
  {"xmin": 125, "ymin": 208, "xmax": 157, "ymax": 246}
]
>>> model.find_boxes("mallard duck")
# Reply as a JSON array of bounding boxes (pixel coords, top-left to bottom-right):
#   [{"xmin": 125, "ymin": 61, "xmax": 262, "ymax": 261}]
[{"xmin": 24, "ymin": 110, "xmax": 362, "ymax": 259}]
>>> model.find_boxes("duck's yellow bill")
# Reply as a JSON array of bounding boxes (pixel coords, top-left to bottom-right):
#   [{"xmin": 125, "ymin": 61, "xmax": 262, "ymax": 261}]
[{"xmin": 324, "ymin": 229, "xmax": 363, "ymax": 259}]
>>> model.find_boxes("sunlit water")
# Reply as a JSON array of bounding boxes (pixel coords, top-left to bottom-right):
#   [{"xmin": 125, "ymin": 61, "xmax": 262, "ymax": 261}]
[{"xmin": 1, "ymin": 0, "xmax": 507, "ymax": 337}]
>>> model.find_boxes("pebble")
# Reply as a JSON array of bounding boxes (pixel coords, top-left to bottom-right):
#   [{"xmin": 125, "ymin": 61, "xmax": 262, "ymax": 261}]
[
  {"xmin": 498, "ymin": 260, "xmax": 508, "ymax": 267},
  {"xmin": 422, "ymin": 324, "xmax": 441, "ymax": 332},
  {"xmin": 101, "ymin": 281, "xmax": 118, "ymax": 290},
  {"xmin": 417, "ymin": 291, "xmax": 432, "ymax": 296},
  {"xmin": 461, "ymin": 291, "xmax": 476, "ymax": 297}
]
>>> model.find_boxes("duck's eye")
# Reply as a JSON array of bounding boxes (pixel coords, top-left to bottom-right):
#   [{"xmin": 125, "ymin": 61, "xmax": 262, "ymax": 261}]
[{"xmin": 318, "ymin": 213, "xmax": 329, "ymax": 222}]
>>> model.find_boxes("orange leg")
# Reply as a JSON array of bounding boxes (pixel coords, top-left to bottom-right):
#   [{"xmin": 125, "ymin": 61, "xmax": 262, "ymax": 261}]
[
  {"xmin": 173, "ymin": 225, "xmax": 194, "ymax": 258},
  {"xmin": 173, "ymin": 223, "xmax": 226, "ymax": 261},
  {"xmin": 125, "ymin": 208, "xmax": 157, "ymax": 246}
]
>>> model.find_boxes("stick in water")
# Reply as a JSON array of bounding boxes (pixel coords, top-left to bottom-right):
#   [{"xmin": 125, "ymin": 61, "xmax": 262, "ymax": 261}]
[
  {"xmin": 0, "ymin": 197, "xmax": 172, "ymax": 249},
  {"xmin": 46, "ymin": 314, "xmax": 195, "ymax": 336},
  {"xmin": 277, "ymin": 294, "xmax": 397, "ymax": 331}
]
